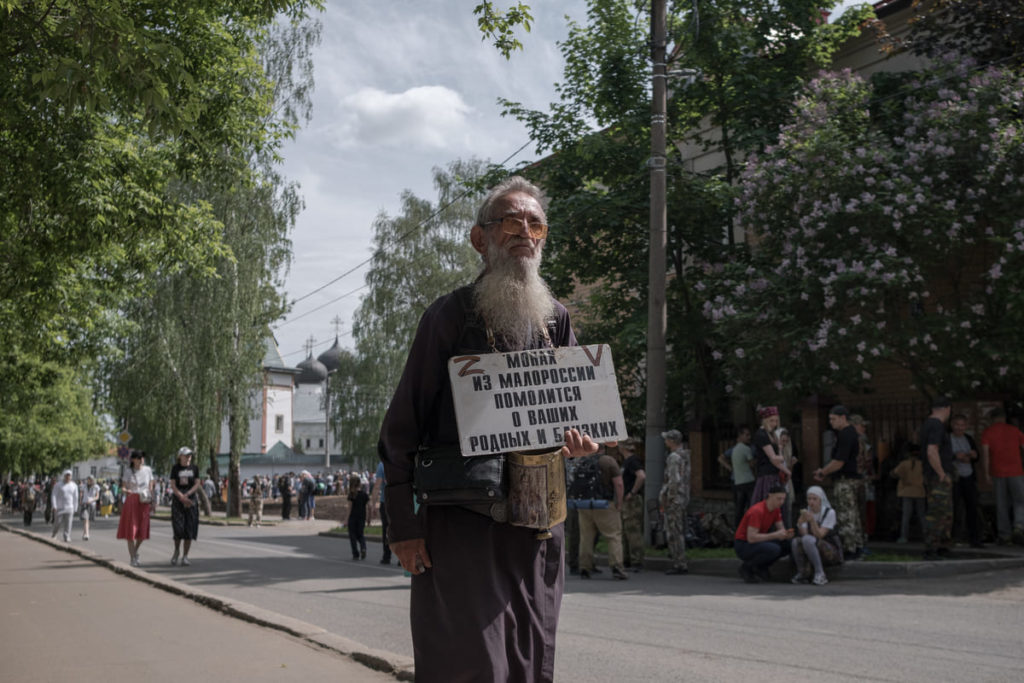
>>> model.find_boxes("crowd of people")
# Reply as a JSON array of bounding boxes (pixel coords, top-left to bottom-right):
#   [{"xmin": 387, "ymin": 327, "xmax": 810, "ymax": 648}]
[{"xmin": 718, "ymin": 398, "xmax": 1024, "ymax": 582}]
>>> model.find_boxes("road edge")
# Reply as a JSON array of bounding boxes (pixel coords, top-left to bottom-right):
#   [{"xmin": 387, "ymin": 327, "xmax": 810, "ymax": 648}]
[{"xmin": 0, "ymin": 522, "xmax": 415, "ymax": 681}]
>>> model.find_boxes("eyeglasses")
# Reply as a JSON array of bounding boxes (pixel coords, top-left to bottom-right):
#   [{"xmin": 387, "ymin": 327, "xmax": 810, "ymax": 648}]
[{"xmin": 484, "ymin": 216, "xmax": 548, "ymax": 240}]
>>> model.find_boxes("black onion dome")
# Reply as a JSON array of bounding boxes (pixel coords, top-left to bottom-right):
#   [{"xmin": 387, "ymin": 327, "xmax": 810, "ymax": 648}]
[
  {"xmin": 296, "ymin": 354, "xmax": 328, "ymax": 384},
  {"xmin": 317, "ymin": 336, "xmax": 343, "ymax": 373}
]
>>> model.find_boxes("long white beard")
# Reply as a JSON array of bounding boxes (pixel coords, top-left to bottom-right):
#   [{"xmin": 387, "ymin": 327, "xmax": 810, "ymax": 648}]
[{"xmin": 474, "ymin": 239, "xmax": 555, "ymax": 350}]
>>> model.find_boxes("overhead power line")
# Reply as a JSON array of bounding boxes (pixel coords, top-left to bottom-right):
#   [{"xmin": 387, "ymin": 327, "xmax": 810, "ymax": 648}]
[{"xmin": 284, "ymin": 140, "xmax": 532, "ymax": 309}]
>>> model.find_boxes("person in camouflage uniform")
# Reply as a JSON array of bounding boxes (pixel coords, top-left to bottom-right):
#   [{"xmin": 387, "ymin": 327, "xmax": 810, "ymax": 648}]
[
  {"xmin": 619, "ymin": 441, "xmax": 646, "ymax": 571},
  {"xmin": 659, "ymin": 429, "xmax": 691, "ymax": 575},
  {"xmin": 814, "ymin": 405, "xmax": 865, "ymax": 558},
  {"xmin": 248, "ymin": 475, "xmax": 264, "ymax": 527},
  {"xmin": 919, "ymin": 396, "xmax": 955, "ymax": 560}
]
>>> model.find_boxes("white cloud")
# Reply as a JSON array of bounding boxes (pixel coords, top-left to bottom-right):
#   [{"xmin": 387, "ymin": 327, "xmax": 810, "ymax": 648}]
[
  {"xmin": 274, "ymin": 1, "xmax": 590, "ymax": 359},
  {"xmin": 330, "ymin": 85, "xmax": 473, "ymax": 150}
]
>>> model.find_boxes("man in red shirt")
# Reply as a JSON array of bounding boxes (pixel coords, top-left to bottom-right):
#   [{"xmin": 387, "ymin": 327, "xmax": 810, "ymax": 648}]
[
  {"xmin": 980, "ymin": 407, "xmax": 1024, "ymax": 545},
  {"xmin": 734, "ymin": 484, "xmax": 793, "ymax": 582}
]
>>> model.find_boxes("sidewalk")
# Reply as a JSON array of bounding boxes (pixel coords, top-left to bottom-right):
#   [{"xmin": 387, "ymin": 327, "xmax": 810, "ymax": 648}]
[{"xmin": 0, "ymin": 528, "xmax": 404, "ymax": 682}]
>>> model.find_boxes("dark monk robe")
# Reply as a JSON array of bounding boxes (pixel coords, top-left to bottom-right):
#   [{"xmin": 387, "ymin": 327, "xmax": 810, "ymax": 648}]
[{"xmin": 379, "ymin": 283, "xmax": 576, "ymax": 683}]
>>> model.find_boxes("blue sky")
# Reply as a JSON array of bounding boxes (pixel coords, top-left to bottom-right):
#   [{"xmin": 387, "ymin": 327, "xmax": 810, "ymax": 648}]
[{"xmin": 272, "ymin": 0, "xmax": 870, "ymax": 365}]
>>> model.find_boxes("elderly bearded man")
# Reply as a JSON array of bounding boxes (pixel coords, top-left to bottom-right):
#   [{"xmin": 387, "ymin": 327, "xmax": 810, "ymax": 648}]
[{"xmin": 379, "ymin": 176, "xmax": 603, "ymax": 683}]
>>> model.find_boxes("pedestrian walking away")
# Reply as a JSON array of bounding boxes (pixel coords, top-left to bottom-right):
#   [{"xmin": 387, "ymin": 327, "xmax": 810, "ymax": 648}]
[
  {"xmin": 347, "ymin": 474, "xmax": 369, "ymax": 560},
  {"xmin": 170, "ymin": 447, "xmax": 201, "ymax": 566},
  {"xmin": 118, "ymin": 450, "xmax": 154, "ymax": 567},
  {"xmin": 379, "ymin": 176, "xmax": 605, "ymax": 683},
  {"xmin": 575, "ymin": 448, "xmax": 628, "ymax": 581},
  {"xmin": 50, "ymin": 470, "xmax": 78, "ymax": 542},
  {"xmin": 79, "ymin": 475, "xmax": 100, "ymax": 540}
]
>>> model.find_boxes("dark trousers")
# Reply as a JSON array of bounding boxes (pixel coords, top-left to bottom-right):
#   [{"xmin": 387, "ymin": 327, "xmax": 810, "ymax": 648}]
[
  {"xmin": 281, "ymin": 493, "xmax": 291, "ymax": 519},
  {"xmin": 734, "ymin": 539, "xmax": 790, "ymax": 570},
  {"xmin": 23, "ymin": 508, "xmax": 34, "ymax": 526},
  {"xmin": 733, "ymin": 482, "xmax": 755, "ymax": 527},
  {"xmin": 349, "ymin": 518, "xmax": 366, "ymax": 558},
  {"xmin": 953, "ymin": 472, "xmax": 982, "ymax": 545},
  {"xmin": 565, "ymin": 507, "xmax": 580, "ymax": 570},
  {"xmin": 379, "ymin": 503, "xmax": 391, "ymax": 561}
]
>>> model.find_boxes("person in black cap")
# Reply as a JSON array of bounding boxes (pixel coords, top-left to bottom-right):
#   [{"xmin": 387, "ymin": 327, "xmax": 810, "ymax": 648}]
[
  {"xmin": 170, "ymin": 446, "xmax": 201, "ymax": 566},
  {"xmin": 813, "ymin": 405, "xmax": 866, "ymax": 558},
  {"xmin": 919, "ymin": 396, "xmax": 955, "ymax": 560}
]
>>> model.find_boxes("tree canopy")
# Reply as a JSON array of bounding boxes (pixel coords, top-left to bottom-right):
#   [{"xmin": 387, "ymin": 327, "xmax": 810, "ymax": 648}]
[
  {"xmin": 706, "ymin": 59, "xmax": 1024, "ymax": 403},
  {"xmin": 491, "ymin": 0, "xmax": 867, "ymax": 431},
  {"xmin": 1, "ymin": 1, "xmax": 322, "ymax": 475}
]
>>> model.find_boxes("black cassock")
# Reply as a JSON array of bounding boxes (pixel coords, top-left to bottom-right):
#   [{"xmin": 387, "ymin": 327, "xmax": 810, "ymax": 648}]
[{"xmin": 380, "ymin": 284, "xmax": 576, "ymax": 683}]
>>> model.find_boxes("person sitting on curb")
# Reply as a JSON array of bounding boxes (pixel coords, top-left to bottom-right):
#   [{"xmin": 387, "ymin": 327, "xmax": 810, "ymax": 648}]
[
  {"xmin": 734, "ymin": 484, "xmax": 793, "ymax": 583},
  {"xmin": 791, "ymin": 485, "xmax": 843, "ymax": 586}
]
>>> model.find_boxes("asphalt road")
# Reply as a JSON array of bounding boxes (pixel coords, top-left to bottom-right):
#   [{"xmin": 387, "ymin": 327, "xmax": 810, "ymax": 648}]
[{"xmin": 13, "ymin": 513, "xmax": 1024, "ymax": 682}]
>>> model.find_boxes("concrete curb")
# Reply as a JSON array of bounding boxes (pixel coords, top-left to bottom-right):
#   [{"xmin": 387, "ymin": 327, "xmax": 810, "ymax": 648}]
[
  {"xmin": 0, "ymin": 522, "xmax": 415, "ymax": 681},
  {"xmin": 149, "ymin": 512, "xmax": 277, "ymax": 527},
  {"xmin": 317, "ymin": 529, "xmax": 1024, "ymax": 581}
]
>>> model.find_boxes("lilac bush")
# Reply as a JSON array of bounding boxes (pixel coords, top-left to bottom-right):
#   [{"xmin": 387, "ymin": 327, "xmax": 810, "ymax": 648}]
[{"xmin": 702, "ymin": 60, "xmax": 1024, "ymax": 401}]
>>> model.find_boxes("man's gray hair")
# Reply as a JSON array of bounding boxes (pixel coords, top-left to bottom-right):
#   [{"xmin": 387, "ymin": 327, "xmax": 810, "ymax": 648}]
[{"xmin": 475, "ymin": 175, "xmax": 547, "ymax": 227}]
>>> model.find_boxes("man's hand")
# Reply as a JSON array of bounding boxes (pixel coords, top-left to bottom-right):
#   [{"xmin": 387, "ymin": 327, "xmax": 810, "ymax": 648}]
[
  {"xmin": 560, "ymin": 428, "xmax": 607, "ymax": 459},
  {"xmin": 391, "ymin": 538, "xmax": 432, "ymax": 575},
  {"xmin": 813, "ymin": 468, "xmax": 825, "ymax": 482},
  {"xmin": 779, "ymin": 528, "xmax": 795, "ymax": 540}
]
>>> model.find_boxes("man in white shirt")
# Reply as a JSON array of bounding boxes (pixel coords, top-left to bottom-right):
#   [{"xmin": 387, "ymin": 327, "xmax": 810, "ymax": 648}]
[{"xmin": 51, "ymin": 470, "xmax": 79, "ymax": 542}]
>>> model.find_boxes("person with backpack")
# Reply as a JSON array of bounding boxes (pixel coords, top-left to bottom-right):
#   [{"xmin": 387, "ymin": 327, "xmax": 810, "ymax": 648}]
[
  {"xmin": 572, "ymin": 447, "xmax": 627, "ymax": 580},
  {"xmin": 790, "ymin": 485, "xmax": 843, "ymax": 585}
]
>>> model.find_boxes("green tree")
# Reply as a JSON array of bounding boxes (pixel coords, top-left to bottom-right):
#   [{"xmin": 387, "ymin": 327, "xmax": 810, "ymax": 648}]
[
  {"xmin": 491, "ymin": 0, "xmax": 867, "ymax": 432},
  {"xmin": 1, "ymin": 1, "xmax": 322, "ymax": 361},
  {"xmin": 473, "ymin": 2, "xmax": 535, "ymax": 59},
  {"xmin": 867, "ymin": 0, "xmax": 1024, "ymax": 68},
  {"xmin": 332, "ymin": 161, "xmax": 487, "ymax": 462},
  {"xmin": 705, "ymin": 62, "xmax": 1024, "ymax": 402},
  {"xmin": 0, "ymin": 354, "xmax": 105, "ymax": 475},
  {"xmin": 105, "ymin": 16, "xmax": 321, "ymax": 517}
]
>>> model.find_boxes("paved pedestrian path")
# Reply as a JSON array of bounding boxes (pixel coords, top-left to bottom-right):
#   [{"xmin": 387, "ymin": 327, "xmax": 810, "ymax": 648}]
[{"xmin": 0, "ymin": 528, "xmax": 399, "ymax": 682}]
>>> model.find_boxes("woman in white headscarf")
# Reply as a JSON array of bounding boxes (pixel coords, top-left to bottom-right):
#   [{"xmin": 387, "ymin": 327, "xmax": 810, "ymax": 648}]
[{"xmin": 790, "ymin": 485, "xmax": 843, "ymax": 585}]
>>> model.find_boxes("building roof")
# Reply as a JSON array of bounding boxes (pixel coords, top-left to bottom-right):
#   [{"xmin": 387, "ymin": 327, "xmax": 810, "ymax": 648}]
[
  {"xmin": 262, "ymin": 336, "xmax": 289, "ymax": 370},
  {"xmin": 296, "ymin": 354, "xmax": 328, "ymax": 384},
  {"xmin": 317, "ymin": 336, "xmax": 344, "ymax": 372}
]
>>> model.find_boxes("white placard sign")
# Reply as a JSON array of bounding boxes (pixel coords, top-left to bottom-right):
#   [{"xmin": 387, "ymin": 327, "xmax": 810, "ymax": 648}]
[{"xmin": 447, "ymin": 344, "xmax": 627, "ymax": 457}]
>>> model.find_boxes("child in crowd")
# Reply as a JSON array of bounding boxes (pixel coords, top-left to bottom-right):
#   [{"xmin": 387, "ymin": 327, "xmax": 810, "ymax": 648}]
[
  {"xmin": 347, "ymin": 474, "xmax": 369, "ymax": 560},
  {"xmin": 891, "ymin": 445, "xmax": 926, "ymax": 543}
]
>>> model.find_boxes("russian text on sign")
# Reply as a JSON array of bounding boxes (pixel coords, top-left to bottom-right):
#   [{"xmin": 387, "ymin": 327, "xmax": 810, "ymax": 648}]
[{"xmin": 448, "ymin": 345, "xmax": 627, "ymax": 457}]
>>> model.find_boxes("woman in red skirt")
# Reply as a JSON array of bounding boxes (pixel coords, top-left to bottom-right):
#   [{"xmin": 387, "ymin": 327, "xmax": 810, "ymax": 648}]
[{"xmin": 118, "ymin": 450, "xmax": 154, "ymax": 567}]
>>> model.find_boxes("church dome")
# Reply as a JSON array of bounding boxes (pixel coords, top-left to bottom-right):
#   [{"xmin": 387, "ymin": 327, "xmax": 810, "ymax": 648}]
[
  {"xmin": 296, "ymin": 354, "xmax": 328, "ymax": 384},
  {"xmin": 317, "ymin": 336, "xmax": 343, "ymax": 373}
]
